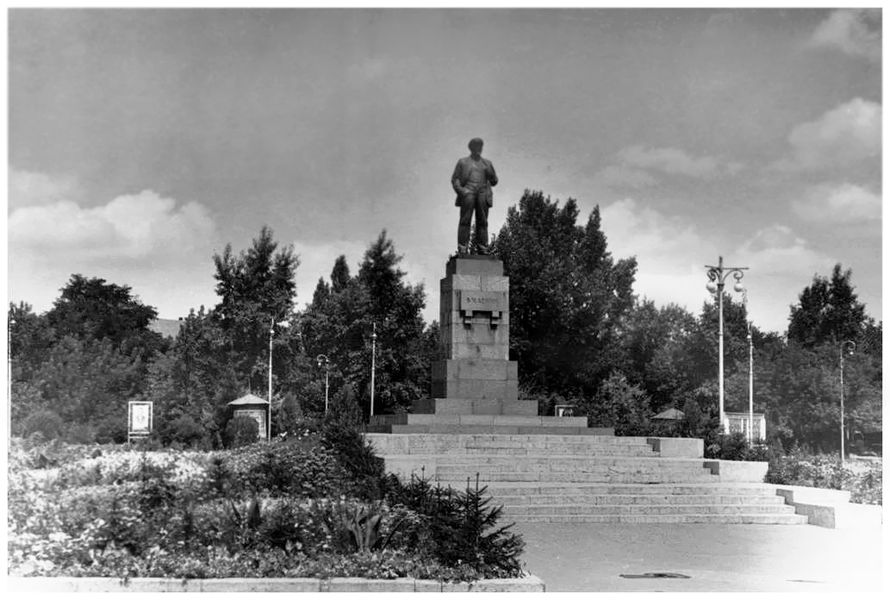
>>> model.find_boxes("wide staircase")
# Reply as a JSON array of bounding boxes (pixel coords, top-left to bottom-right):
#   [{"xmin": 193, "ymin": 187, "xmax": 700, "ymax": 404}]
[{"xmin": 366, "ymin": 433, "xmax": 807, "ymax": 525}]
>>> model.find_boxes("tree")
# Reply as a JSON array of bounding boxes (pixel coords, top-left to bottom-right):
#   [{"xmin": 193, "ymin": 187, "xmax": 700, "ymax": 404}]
[
  {"xmin": 575, "ymin": 372, "xmax": 653, "ymax": 435},
  {"xmin": 45, "ymin": 274, "xmax": 166, "ymax": 359},
  {"xmin": 619, "ymin": 300, "xmax": 698, "ymax": 410},
  {"xmin": 493, "ymin": 190, "xmax": 636, "ymax": 396},
  {"xmin": 788, "ymin": 264, "xmax": 868, "ymax": 347},
  {"xmin": 211, "ymin": 226, "xmax": 300, "ymax": 393},
  {"xmin": 300, "ymin": 231, "xmax": 433, "ymax": 416}
]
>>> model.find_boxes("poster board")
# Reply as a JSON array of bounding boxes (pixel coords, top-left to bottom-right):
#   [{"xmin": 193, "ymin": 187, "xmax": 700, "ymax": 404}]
[{"xmin": 128, "ymin": 401, "xmax": 153, "ymax": 444}]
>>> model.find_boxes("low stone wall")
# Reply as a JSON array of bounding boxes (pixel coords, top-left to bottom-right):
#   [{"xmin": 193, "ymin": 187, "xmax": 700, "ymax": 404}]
[
  {"xmin": 9, "ymin": 574, "xmax": 546, "ymax": 593},
  {"xmin": 770, "ymin": 484, "xmax": 882, "ymax": 529},
  {"xmin": 646, "ymin": 437, "xmax": 703, "ymax": 458},
  {"xmin": 702, "ymin": 460, "xmax": 768, "ymax": 482}
]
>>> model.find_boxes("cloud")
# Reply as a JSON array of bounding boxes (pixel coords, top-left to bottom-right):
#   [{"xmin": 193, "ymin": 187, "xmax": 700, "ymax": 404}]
[
  {"xmin": 618, "ymin": 145, "xmax": 723, "ymax": 178},
  {"xmin": 10, "ymin": 190, "xmax": 216, "ymax": 261},
  {"xmin": 596, "ymin": 146, "xmax": 744, "ymax": 188},
  {"xmin": 593, "ymin": 164, "xmax": 658, "ymax": 188},
  {"xmin": 601, "ymin": 197, "xmax": 716, "ymax": 313},
  {"xmin": 810, "ymin": 9, "xmax": 881, "ymax": 62},
  {"xmin": 792, "ymin": 182, "xmax": 881, "ymax": 224},
  {"xmin": 600, "ymin": 198, "xmax": 835, "ymax": 332},
  {"xmin": 776, "ymin": 98, "xmax": 881, "ymax": 171},
  {"xmin": 8, "ymin": 168, "xmax": 81, "ymax": 209},
  {"xmin": 8, "ymin": 176, "xmax": 221, "ymax": 317}
]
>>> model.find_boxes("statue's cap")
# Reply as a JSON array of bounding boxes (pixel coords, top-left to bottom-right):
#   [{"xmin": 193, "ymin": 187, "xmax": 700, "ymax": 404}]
[{"xmin": 468, "ymin": 137, "xmax": 484, "ymax": 150}]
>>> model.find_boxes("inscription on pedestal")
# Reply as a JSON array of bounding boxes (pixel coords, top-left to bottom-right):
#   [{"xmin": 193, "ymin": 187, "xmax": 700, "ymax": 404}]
[{"xmin": 459, "ymin": 290, "xmax": 507, "ymax": 327}]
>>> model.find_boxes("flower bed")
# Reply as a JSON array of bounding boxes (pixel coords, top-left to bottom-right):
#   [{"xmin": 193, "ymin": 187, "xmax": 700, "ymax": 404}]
[
  {"xmin": 765, "ymin": 450, "xmax": 882, "ymax": 505},
  {"xmin": 7, "ymin": 433, "xmax": 526, "ymax": 581}
]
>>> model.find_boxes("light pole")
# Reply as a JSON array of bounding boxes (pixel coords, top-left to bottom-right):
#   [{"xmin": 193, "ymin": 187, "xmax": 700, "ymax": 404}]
[
  {"xmin": 8, "ymin": 316, "xmax": 14, "ymax": 445},
  {"xmin": 268, "ymin": 317, "xmax": 290, "ymax": 441},
  {"xmin": 316, "ymin": 354, "xmax": 330, "ymax": 415},
  {"xmin": 706, "ymin": 256, "xmax": 748, "ymax": 433},
  {"xmin": 747, "ymin": 326, "xmax": 754, "ymax": 444},
  {"xmin": 370, "ymin": 323, "xmax": 377, "ymax": 417},
  {"xmin": 839, "ymin": 340, "xmax": 856, "ymax": 465}
]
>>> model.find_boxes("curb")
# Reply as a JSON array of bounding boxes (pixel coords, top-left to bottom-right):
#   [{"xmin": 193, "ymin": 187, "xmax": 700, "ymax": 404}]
[{"xmin": 8, "ymin": 574, "xmax": 546, "ymax": 593}]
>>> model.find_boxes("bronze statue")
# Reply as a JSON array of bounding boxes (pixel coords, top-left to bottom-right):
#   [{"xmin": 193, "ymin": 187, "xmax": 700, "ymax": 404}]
[{"xmin": 452, "ymin": 137, "xmax": 498, "ymax": 255}]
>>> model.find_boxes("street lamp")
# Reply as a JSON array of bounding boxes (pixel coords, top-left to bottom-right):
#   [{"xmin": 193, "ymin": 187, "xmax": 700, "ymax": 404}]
[
  {"xmin": 316, "ymin": 354, "xmax": 330, "ymax": 415},
  {"xmin": 370, "ymin": 323, "xmax": 377, "ymax": 417},
  {"xmin": 705, "ymin": 256, "xmax": 748, "ymax": 433},
  {"xmin": 268, "ymin": 317, "xmax": 290, "ymax": 441},
  {"xmin": 839, "ymin": 340, "xmax": 856, "ymax": 465},
  {"xmin": 746, "ymin": 326, "xmax": 754, "ymax": 444}
]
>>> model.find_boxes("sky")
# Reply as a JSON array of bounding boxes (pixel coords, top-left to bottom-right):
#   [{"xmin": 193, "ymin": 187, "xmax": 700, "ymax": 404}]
[{"xmin": 6, "ymin": 7, "xmax": 883, "ymax": 334}]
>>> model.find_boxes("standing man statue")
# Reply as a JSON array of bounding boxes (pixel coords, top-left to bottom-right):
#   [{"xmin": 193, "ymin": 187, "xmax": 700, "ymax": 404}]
[{"xmin": 452, "ymin": 137, "xmax": 498, "ymax": 255}]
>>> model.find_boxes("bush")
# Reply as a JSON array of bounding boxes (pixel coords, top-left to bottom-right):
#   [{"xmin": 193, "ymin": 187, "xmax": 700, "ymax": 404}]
[
  {"xmin": 225, "ymin": 416, "xmax": 260, "ymax": 448},
  {"xmin": 167, "ymin": 415, "xmax": 207, "ymax": 448},
  {"xmin": 321, "ymin": 418, "xmax": 386, "ymax": 500},
  {"xmin": 385, "ymin": 471, "xmax": 525, "ymax": 578},
  {"xmin": 8, "ymin": 437, "xmax": 527, "ymax": 581},
  {"xmin": 224, "ymin": 438, "xmax": 349, "ymax": 498},
  {"xmin": 766, "ymin": 450, "xmax": 850, "ymax": 489},
  {"xmin": 21, "ymin": 409, "xmax": 65, "ymax": 440},
  {"xmin": 848, "ymin": 466, "xmax": 882, "ymax": 505}
]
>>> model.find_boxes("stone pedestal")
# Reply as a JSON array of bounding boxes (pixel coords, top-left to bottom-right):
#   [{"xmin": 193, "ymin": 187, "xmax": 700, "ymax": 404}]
[
  {"xmin": 425, "ymin": 255, "xmax": 532, "ymax": 414},
  {"xmin": 368, "ymin": 255, "xmax": 589, "ymax": 433}
]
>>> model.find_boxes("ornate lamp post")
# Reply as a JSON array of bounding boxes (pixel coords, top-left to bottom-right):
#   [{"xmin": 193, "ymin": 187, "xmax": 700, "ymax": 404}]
[
  {"xmin": 316, "ymin": 354, "xmax": 330, "ymax": 415},
  {"xmin": 839, "ymin": 340, "xmax": 856, "ymax": 465},
  {"xmin": 705, "ymin": 256, "xmax": 748, "ymax": 433},
  {"xmin": 268, "ymin": 317, "xmax": 290, "ymax": 441},
  {"xmin": 370, "ymin": 323, "xmax": 377, "ymax": 417}
]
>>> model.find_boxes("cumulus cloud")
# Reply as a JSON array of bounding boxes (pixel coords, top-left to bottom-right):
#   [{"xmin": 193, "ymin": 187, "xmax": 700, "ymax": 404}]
[
  {"xmin": 10, "ymin": 190, "xmax": 216, "ymax": 261},
  {"xmin": 596, "ymin": 146, "xmax": 744, "ymax": 188},
  {"xmin": 599, "ymin": 198, "xmax": 834, "ymax": 332},
  {"xmin": 792, "ymin": 182, "xmax": 881, "ymax": 224},
  {"xmin": 776, "ymin": 98, "xmax": 881, "ymax": 171},
  {"xmin": 810, "ymin": 9, "xmax": 881, "ymax": 62},
  {"xmin": 601, "ymin": 197, "xmax": 716, "ymax": 312},
  {"xmin": 7, "ymin": 174, "xmax": 221, "ymax": 317},
  {"xmin": 8, "ymin": 168, "xmax": 81, "ymax": 209},
  {"xmin": 734, "ymin": 225, "xmax": 831, "ymax": 287},
  {"xmin": 618, "ymin": 145, "xmax": 722, "ymax": 178}
]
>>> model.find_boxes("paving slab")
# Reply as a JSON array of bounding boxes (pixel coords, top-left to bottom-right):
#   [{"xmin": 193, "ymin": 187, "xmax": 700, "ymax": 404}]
[{"xmin": 513, "ymin": 520, "xmax": 884, "ymax": 592}]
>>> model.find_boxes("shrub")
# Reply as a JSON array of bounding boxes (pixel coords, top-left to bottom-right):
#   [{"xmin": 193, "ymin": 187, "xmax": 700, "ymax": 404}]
[
  {"xmin": 385, "ymin": 471, "xmax": 525, "ymax": 578},
  {"xmin": 225, "ymin": 416, "xmax": 260, "ymax": 448},
  {"xmin": 321, "ymin": 419, "xmax": 385, "ymax": 500},
  {"xmin": 848, "ymin": 466, "xmax": 882, "ymax": 505},
  {"xmin": 704, "ymin": 432, "xmax": 771, "ymax": 461},
  {"xmin": 21, "ymin": 409, "xmax": 65, "ymax": 440},
  {"xmin": 167, "ymin": 414, "xmax": 207, "ymax": 448}
]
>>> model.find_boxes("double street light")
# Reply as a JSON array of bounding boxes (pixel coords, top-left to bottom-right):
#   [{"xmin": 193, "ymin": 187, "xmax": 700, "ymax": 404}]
[
  {"xmin": 706, "ymin": 256, "xmax": 748, "ymax": 434},
  {"xmin": 839, "ymin": 340, "xmax": 856, "ymax": 465}
]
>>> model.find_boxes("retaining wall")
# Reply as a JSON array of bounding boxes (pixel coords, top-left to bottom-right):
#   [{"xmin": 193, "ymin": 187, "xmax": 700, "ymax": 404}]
[{"xmin": 8, "ymin": 575, "xmax": 546, "ymax": 593}]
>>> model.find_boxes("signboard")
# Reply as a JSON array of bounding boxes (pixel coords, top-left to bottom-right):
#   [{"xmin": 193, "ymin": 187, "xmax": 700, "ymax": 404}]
[
  {"xmin": 554, "ymin": 404, "xmax": 575, "ymax": 417},
  {"xmin": 459, "ymin": 290, "xmax": 507, "ymax": 326},
  {"xmin": 128, "ymin": 401, "xmax": 153, "ymax": 443},
  {"xmin": 459, "ymin": 291, "xmax": 505, "ymax": 313}
]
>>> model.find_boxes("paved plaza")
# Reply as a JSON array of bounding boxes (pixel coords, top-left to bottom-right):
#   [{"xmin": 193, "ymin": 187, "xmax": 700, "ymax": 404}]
[{"xmin": 514, "ymin": 513, "xmax": 885, "ymax": 593}]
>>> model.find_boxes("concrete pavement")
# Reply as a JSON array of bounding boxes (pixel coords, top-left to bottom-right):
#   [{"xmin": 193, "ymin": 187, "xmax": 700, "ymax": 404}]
[{"xmin": 514, "ymin": 515, "xmax": 884, "ymax": 592}]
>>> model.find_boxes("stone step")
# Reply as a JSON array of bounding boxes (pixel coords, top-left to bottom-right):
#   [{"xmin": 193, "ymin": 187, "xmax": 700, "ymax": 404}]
[
  {"xmin": 494, "ymin": 494, "xmax": 788, "ymax": 506},
  {"xmin": 443, "ymin": 483, "xmax": 781, "ymax": 496},
  {"xmin": 431, "ymin": 470, "xmax": 718, "ymax": 483},
  {"xmin": 506, "ymin": 514, "xmax": 809, "ymax": 524},
  {"xmin": 458, "ymin": 447, "xmax": 658, "ymax": 457},
  {"xmin": 501, "ymin": 503, "xmax": 797, "ymax": 516},
  {"xmin": 400, "ymin": 455, "xmax": 705, "ymax": 469},
  {"xmin": 386, "ymin": 424, "xmax": 608, "ymax": 435}
]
